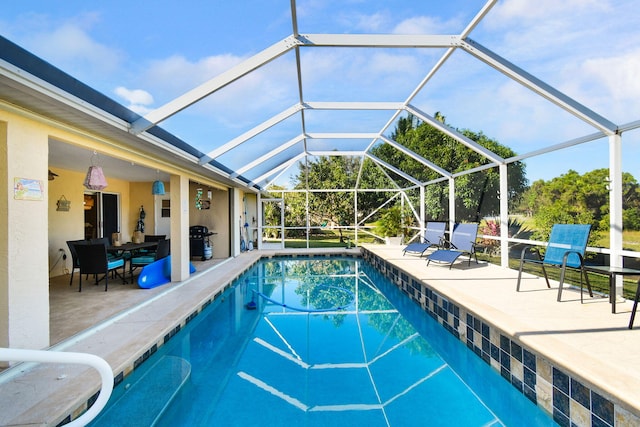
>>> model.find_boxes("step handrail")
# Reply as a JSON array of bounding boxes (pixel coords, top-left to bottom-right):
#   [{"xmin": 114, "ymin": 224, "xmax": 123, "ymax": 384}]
[{"xmin": 0, "ymin": 347, "xmax": 113, "ymax": 426}]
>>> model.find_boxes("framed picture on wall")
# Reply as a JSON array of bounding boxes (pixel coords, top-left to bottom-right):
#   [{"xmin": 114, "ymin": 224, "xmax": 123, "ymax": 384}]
[{"xmin": 14, "ymin": 178, "xmax": 43, "ymax": 200}]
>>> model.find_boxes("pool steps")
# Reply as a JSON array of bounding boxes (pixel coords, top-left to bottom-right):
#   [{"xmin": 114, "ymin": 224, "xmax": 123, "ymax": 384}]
[{"xmin": 91, "ymin": 355, "xmax": 191, "ymax": 426}]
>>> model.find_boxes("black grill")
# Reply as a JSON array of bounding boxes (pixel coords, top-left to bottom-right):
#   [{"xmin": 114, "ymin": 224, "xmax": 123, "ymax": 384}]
[{"xmin": 189, "ymin": 225, "xmax": 213, "ymax": 260}]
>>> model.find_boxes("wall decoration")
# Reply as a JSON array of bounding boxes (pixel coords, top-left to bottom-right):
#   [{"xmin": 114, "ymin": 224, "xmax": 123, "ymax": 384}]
[
  {"xmin": 14, "ymin": 178, "xmax": 43, "ymax": 200},
  {"xmin": 56, "ymin": 195, "xmax": 71, "ymax": 211},
  {"xmin": 195, "ymin": 188, "xmax": 204, "ymax": 210}
]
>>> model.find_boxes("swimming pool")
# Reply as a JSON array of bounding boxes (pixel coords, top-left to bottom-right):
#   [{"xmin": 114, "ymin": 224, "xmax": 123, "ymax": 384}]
[{"xmin": 90, "ymin": 257, "xmax": 557, "ymax": 426}]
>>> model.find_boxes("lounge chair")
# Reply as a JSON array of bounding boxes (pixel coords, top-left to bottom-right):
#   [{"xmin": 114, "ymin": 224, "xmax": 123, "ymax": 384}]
[
  {"xmin": 403, "ymin": 222, "xmax": 446, "ymax": 257},
  {"xmin": 426, "ymin": 223, "xmax": 479, "ymax": 269},
  {"xmin": 516, "ymin": 224, "xmax": 593, "ymax": 302}
]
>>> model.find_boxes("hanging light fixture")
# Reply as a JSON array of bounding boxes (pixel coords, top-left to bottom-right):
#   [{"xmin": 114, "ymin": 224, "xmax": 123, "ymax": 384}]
[
  {"xmin": 152, "ymin": 169, "xmax": 165, "ymax": 195},
  {"xmin": 152, "ymin": 180, "xmax": 165, "ymax": 195},
  {"xmin": 83, "ymin": 151, "xmax": 108, "ymax": 190}
]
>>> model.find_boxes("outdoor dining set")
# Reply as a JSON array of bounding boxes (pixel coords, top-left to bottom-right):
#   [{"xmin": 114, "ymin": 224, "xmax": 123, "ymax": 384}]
[{"xmin": 66, "ymin": 235, "xmax": 169, "ymax": 292}]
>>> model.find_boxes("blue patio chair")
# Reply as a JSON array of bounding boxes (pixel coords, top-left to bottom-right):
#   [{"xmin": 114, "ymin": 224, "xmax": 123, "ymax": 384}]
[
  {"xmin": 130, "ymin": 239, "xmax": 171, "ymax": 281},
  {"xmin": 403, "ymin": 222, "xmax": 446, "ymax": 257},
  {"xmin": 516, "ymin": 224, "xmax": 593, "ymax": 302},
  {"xmin": 426, "ymin": 223, "xmax": 479, "ymax": 269}
]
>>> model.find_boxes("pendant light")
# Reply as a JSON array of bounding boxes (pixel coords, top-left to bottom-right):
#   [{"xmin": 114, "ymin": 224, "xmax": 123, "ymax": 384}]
[
  {"xmin": 83, "ymin": 151, "xmax": 108, "ymax": 190},
  {"xmin": 152, "ymin": 170, "xmax": 165, "ymax": 195}
]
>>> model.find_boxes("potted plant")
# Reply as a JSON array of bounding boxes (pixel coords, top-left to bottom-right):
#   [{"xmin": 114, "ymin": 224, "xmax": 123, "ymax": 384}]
[{"xmin": 376, "ymin": 206, "xmax": 409, "ymax": 245}]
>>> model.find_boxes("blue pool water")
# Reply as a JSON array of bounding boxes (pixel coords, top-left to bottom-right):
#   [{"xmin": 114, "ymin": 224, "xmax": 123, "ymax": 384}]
[{"xmin": 90, "ymin": 257, "xmax": 557, "ymax": 426}]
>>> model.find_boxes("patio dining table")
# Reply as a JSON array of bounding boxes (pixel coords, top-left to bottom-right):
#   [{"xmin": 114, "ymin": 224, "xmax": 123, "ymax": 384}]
[
  {"xmin": 584, "ymin": 265, "xmax": 640, "ymax": 330},
  {"xmin": 107, "ymin": 241, "xmax": 158, "ymax": 257},
  {"xmin": 584, "ymin": 265, "xmax": 640, "ymax": 314}
]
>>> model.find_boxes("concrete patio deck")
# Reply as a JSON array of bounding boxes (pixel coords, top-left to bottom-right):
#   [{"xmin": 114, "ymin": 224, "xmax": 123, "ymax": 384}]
[{"xmin": 0, "ymin": 246, "xmax": 639, "ymax": 426}]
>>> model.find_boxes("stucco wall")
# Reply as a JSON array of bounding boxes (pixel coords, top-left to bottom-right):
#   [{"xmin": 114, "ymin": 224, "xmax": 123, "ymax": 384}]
[
  {"xmin": 1, "ymin": 113, "xmax": 49, "ymax": 349},
  {"xmin": 189, "ymin": 184, "xmax": 229, "ymax": 258}
]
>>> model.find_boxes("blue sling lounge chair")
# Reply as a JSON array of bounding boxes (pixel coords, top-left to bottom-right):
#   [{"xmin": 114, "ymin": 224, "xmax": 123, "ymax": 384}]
[
  {"xmin": 403, "ymin": 222, "xmax": 446, "ymax": 257},
  {"xmin": 516, "ymin": 224, "xmax": 593, "ymax": 302},
  {"xmin": 426, "ymin": 223, "xmax": 478, "ymax": 269}
]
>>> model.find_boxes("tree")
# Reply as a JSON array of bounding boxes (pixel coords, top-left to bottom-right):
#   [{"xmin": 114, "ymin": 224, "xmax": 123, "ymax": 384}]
[
  {"xmin": 371, "ymin": 113, "xmax": 528, "ymax": 221},
  {"xmin": 519, "ymin": 168, "xmax": 640, "ymax": 241},
  {"xmin": 293, "ymin": 155, "xmax": 359, "ymax": 242},
  {"xmin": 289, "ymin": 114, "xmax": 528, "ymax": 238}
]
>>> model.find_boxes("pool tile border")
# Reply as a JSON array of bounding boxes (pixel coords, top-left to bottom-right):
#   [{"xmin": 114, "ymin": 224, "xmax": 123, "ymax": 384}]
[{"xmin": 362, "ymin": 249, "xmax": 640, "ymax": 427}]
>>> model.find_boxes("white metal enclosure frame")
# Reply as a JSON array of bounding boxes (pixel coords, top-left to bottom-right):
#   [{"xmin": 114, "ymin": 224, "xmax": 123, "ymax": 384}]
[{"xmin": 128, "ymin": 0, "xmax": 640, "ymax": 279}]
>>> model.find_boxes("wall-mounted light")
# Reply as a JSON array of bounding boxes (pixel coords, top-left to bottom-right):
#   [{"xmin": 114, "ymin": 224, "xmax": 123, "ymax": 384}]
[{"xmin": 83, "ymin": 151, "xmax": 108, "ymax": 190}]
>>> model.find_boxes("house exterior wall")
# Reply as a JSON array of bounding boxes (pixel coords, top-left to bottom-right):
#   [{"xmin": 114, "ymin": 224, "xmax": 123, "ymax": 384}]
[
  {"xmin": 0, "ymin": 111, "xmax": 50, "ymax": 349},
  {"xmin": 0, "ymin": 104, "xmax": 233, "ymax": 351}
]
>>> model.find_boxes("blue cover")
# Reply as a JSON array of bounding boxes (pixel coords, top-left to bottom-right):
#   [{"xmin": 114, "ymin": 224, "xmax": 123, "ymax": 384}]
[{"xmin": 138, "ymin": 256, "xmax": 196, "ymax": 289}]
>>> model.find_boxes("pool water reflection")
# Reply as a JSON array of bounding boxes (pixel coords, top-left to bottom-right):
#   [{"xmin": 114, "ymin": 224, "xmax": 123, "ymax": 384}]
[{"xmin": 90, "ymin": 257, "xmax": 556, "ymax": 427}]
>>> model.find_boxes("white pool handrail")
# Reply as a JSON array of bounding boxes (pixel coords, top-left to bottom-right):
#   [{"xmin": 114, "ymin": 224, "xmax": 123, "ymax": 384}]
[{"xmin": 0, "ymin": 347, "xmax": 113, "ymax": 427}]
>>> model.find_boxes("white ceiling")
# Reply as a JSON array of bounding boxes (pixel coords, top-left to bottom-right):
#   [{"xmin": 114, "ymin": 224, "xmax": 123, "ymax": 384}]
[{"xmin": 48, "ymin": 138, "xmax": 170, "ymax": 182}]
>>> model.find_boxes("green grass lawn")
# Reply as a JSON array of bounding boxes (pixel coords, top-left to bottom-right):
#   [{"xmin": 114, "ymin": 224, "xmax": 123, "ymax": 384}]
[
  {"xmin": 264, "ymin": 229, "xmax": 380, "ymax": 248},
  {"xmin": 476, "ymin": 252, "xmax": 638, "ymax": 300}
]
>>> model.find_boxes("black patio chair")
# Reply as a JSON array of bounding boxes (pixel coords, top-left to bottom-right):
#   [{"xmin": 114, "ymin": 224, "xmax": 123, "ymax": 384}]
[
  {"xmin": 75, "ymin": 242, "xmax": 125, "ymax": 292},
  {"xmin": 66, "ymin": 239, "xmax": 88, "ymax": 287}
]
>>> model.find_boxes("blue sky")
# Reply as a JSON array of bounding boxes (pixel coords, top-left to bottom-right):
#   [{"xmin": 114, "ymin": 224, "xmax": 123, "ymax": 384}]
[{"xmin": 1, "ymin": 0, "xmax": 639, "ymax": 186}]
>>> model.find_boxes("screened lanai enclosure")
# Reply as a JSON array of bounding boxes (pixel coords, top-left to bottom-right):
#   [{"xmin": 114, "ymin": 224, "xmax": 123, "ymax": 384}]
[
  {"xmin": 117, "ymin": 0, "xmax": 640, "ymax": 272},
  {"xmin": 5, "ymin": 2, "xmax": 639, "ymax": 266}
]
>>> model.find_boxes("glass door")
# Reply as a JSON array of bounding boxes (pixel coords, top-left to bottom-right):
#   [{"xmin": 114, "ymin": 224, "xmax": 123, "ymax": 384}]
[{"xmin": 84, "ymin": 191, "xmax": 120, "ymax": 243}]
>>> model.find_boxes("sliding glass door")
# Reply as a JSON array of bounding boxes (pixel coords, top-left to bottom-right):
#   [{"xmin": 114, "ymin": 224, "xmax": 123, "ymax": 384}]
[{"xmin": 84, "ymin": 191, "xmax": 120, "ymax": 243}]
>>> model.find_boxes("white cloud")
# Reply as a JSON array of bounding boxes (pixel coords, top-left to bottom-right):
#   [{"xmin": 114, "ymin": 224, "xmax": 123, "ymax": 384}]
[
  {"xmin": 24, "ymin": 18, "xmax": 123, "ymax": 76},
  {"xmin": 115, "ymin": 87, "xmax": 154, "ymax": 105},
  {"xmin": 114, "ymin": 87, "xmax": 154, "ymax": 115},
  {"xmin": 138, "ymin": 52, "xmax": 299, "ymax": 131},
  {"xmin": 560, "ymin": 49, "xmax": 640, "ymax": 123},
  {"xmin": 487, "ymin": 0, "xmax": 609, "ymax": 27},
  {"xmin": 352, "ymin": 12, "xmax": 387, "ymax": 32},
  {"xmin": 393, "ymin": 15, "xmax": 458, "ymax": 35},
  {"xmin": 144, "ymin": 54, "xmax": 246, "ymax": 98}
]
